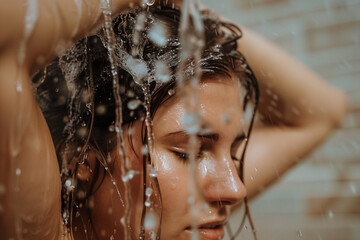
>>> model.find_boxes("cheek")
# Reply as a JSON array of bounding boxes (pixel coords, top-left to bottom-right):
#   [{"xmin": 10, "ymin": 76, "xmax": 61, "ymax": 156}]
[{"xmin": 154, "ymin": 150, "xmax": 188, "ymax": 210}]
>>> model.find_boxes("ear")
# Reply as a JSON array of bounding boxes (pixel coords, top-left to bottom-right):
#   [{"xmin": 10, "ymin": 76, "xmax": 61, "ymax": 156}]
[{"xmin": 76, "ymin": 150, "xmax": 97, "ymax": 182}]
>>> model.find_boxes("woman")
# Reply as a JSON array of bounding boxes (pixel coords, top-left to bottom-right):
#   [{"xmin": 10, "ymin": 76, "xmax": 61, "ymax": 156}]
[{"xmin": 0, "ymin": 1, "xmax": 346, "ymax": 240}]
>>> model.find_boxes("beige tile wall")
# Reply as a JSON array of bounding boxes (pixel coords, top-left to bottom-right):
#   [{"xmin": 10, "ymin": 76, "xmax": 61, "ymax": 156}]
[{"xmin": 203, "ymin": 0, "xmax": 360, "ymax": 239}]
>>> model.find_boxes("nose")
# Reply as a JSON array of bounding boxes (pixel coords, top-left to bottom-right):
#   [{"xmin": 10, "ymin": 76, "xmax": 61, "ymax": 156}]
[{"xmin": 199, "ymin": 155, "xmax": 247, "ymax": 206}]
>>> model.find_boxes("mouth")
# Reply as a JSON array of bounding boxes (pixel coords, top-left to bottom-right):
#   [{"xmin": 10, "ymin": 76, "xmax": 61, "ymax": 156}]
[{"xmin": 185, "ymin": 222, "xmax": 225, "ymax": 240}]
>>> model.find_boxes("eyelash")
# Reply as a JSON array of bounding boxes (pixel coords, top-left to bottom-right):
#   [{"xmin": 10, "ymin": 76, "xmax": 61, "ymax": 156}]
[
  {"xmin": 174, "ymin": 151, "xmax": 239, "ymax": 162},
  {"xmin": 173, "ymin": 151, "xmax": 201, "ymax": 161}
]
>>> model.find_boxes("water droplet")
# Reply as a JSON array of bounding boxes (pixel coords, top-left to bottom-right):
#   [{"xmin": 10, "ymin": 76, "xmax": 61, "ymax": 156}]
[
  {"xmin": 154, "ymin": 60, "xmax": 171, "ymax": 83},
  {"xmin": 76, "ymin": 190, "xmax": 86, "ymax": 199},
  {"xmin": 168, "ymin": 89, "xmax": 175, "ymax": 96},
  {"xmin": 144, "ymin": 211, "xmax": 158, "ymax": 230},
  {"xmin": 141, "ymin": 145, "xmax": 148, "ymax": 155},
  {"xmin": 127, "ymin": 99, "xmax": 142, "ymax": 110},
  {"xmin": 77, "ymin": 127, "xmax": 88, "ymax": 138},
  {"xmin": 149, "ymin": 167, "xmax": 157, "ymax": 178},
  {"xmin": 96, "ymin": 104, "xmax": 107, "ymax": 115},
  {"xmin": 108, "ymin": 125, "xmax": 115, "ymax": 132},
  {"xmin": 15, "ymin": 168, "xmax": 21, "ymax": 176},
  {"xmin": 146, "ymin": 187, "xmax": 153, "ymax": 197},
  {"xmin": 221, "ymin": 114, "xmax": 230, "ymax": 124},
  {"xmin": 135, "ymin": 13, "xmax": 146, "ymax": 31},
  {"xmin": 122, "ymin": 173, "xmax": 129, "ymax": 182},
  {"xmin": 125, "ymin": 57, "xmax": 148, "ymax": 83},
  {"xmin": 183, "ymin": 113, "xmax": 200, "ymax": 134},
  {"xmin": 150, "ymin": 231, "xmax": 157, "ymax": 240},
  {"xmin": 16, "ymin": 82, "xmax": 22, "ymax": 92},
  {"xmin": 75, "ymin": 211, "xmax": 80, "ymax": 218},
  {"xmin": 65, "ymin": 178, "xmax": 75, "ymax": 192},
  {"xmin": 148, "ymin": 22, "xmax": 168, "ymax": 47},
  {"xmin": 297, "ymin": 230, "xmax": 303, "ymax": 238},
  {"xmin": 254, "ymin": 167, "xmax": 258, "ymax": 172},
  {"xmin": 188, "ymin": 196, "xmax": 195, "ymax": 204},
  {"xmin": 170, "ymin": 181, "xmax": 176, "ymax": 190},
  {"xmin": 350, "ymin": 183, "xmax": 357, "ymax": 194},
  {"xmin": 145, "ymin": 200, "xmax": 151, "ymax": 207},
  {"xmin": 123, "ymin": 170, "xmax": 136, "ymax": 181},
  {"xmin": 81, "ymin": 89, "xmax": 91, "ymax": 103},
  {"xmin": 250, "ymin": 176, "xmax": 254, "ymax": 181},
  {"xmin": 328, "ymin": 210, "xmax": 333, "ymax": 219}
]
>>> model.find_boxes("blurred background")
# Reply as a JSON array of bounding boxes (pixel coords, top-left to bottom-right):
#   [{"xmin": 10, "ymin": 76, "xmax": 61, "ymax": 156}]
[{"xmin": 203, "ymin": 0, "xmax": 360, "ymax": 239}]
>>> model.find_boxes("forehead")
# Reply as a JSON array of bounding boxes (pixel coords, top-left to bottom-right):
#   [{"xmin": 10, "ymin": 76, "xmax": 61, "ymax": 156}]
[{"xmin": 153, "ymin": 77, "xmax": 244, "ymax": 138}]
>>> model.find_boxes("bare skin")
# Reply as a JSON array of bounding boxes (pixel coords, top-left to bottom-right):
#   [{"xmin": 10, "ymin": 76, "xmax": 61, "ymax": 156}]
[{"xmin": 0, "ymin": 0, "xmax": 346, "ymax": 240}]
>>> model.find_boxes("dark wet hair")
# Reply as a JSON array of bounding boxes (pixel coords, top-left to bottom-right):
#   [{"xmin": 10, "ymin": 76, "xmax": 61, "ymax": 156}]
[{"xmin": 32, "ymin": 4, "xmax": 259, "ymax": 238}]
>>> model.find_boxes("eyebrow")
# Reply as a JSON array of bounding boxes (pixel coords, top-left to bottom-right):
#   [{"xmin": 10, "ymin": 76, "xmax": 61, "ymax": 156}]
[{"xmin": 164, "ymin": 130, "xmax": 246, "ymax": 143}]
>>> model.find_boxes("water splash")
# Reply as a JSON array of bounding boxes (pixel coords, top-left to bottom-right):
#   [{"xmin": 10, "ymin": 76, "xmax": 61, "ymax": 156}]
[
  {"xmin": 100, "ymin": 1, "xmax": 132, "ymax": 239},
  {"xmin": 177, "ymin": 0, "xmax": 205, "ymax": 239},
  {"xmin": 148, "ymin": 22, "xmax": 168, "ymax": 47}
]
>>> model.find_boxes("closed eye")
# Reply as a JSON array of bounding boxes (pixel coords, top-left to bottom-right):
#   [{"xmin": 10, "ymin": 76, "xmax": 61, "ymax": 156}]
[
  {"xmin": 173, "ymin": 151, "xmax": 202, "ymax": 161},
  {"xmin": 174, "ymin": 151, "xmax": 189, "ymax": 160}
]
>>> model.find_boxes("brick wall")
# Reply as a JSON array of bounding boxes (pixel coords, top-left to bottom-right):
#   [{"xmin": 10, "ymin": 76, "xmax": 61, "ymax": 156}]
[{"xmin": 203, "ymin": 0, "xmax": 360, "ymax": 239}]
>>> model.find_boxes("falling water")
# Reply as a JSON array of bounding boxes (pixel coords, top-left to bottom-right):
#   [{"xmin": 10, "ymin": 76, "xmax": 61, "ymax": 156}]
[
  {"xmin": 129, "ymin": 3, "xmax": 164, "ymax": 239},
  {"xmin": 100, "ymin": 1, "xmax": 132, "ymax": 239},
  {"xmin": 177, "ymin": 0, "xmax": 205, "ymax": 239}
]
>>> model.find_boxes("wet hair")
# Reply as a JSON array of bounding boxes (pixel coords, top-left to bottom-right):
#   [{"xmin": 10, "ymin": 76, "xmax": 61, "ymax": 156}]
[{"xmin": 32, "ymin": 4, "xmax": 259, "ymax": 239}]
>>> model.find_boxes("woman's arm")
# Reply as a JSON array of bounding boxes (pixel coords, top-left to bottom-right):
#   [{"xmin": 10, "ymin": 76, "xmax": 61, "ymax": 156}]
[
  {"xmin": 0, "ymin": 1, "xmax": 142, "ymax": 239},
  {"xmin": 238, "ymin": 28, "xmax": 347, "ymax": 199},
  {"xmin": 0, "ymin": 0, "xmax": 144, "ymax": 74}
]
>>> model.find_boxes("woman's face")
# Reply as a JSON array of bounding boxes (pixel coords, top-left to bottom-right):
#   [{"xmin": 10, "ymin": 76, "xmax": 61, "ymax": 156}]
[{"xmin": 88, "ymin": 76, "xmax": 247, "ymax": 240}]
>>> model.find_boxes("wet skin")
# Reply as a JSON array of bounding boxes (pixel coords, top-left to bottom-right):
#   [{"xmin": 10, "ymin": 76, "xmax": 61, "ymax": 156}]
[{"xmin": 87, "ymin": 77, "xmax": 247, "ymax": 240}]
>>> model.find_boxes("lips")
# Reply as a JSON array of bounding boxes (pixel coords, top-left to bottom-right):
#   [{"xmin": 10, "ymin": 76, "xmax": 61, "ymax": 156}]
[
  {"xmin": 186, "ymin": 222, "xmax": 225, "ymax": 240},
  {"xmin": 198, "ymin": 225, "xmax": 224, "ymax": 240}
]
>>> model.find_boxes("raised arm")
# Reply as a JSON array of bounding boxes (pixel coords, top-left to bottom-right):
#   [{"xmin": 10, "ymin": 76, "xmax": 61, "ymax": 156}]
[
  {"xmin": 238, "ymin": 28, "xmax": 347, "ymax": 199},
  {"xmin": 0, "ymin": 0, "xmax": 145, "ymax": 73},
  {"xmin": 0, "ymin": 1, "xmax": 141, "ymax": 239}
]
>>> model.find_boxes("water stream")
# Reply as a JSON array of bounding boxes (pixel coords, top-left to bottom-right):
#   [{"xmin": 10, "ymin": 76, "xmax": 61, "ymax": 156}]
[{"xmin": 177, "ymin": 0, "xmax": 205, "ymax": 239}]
